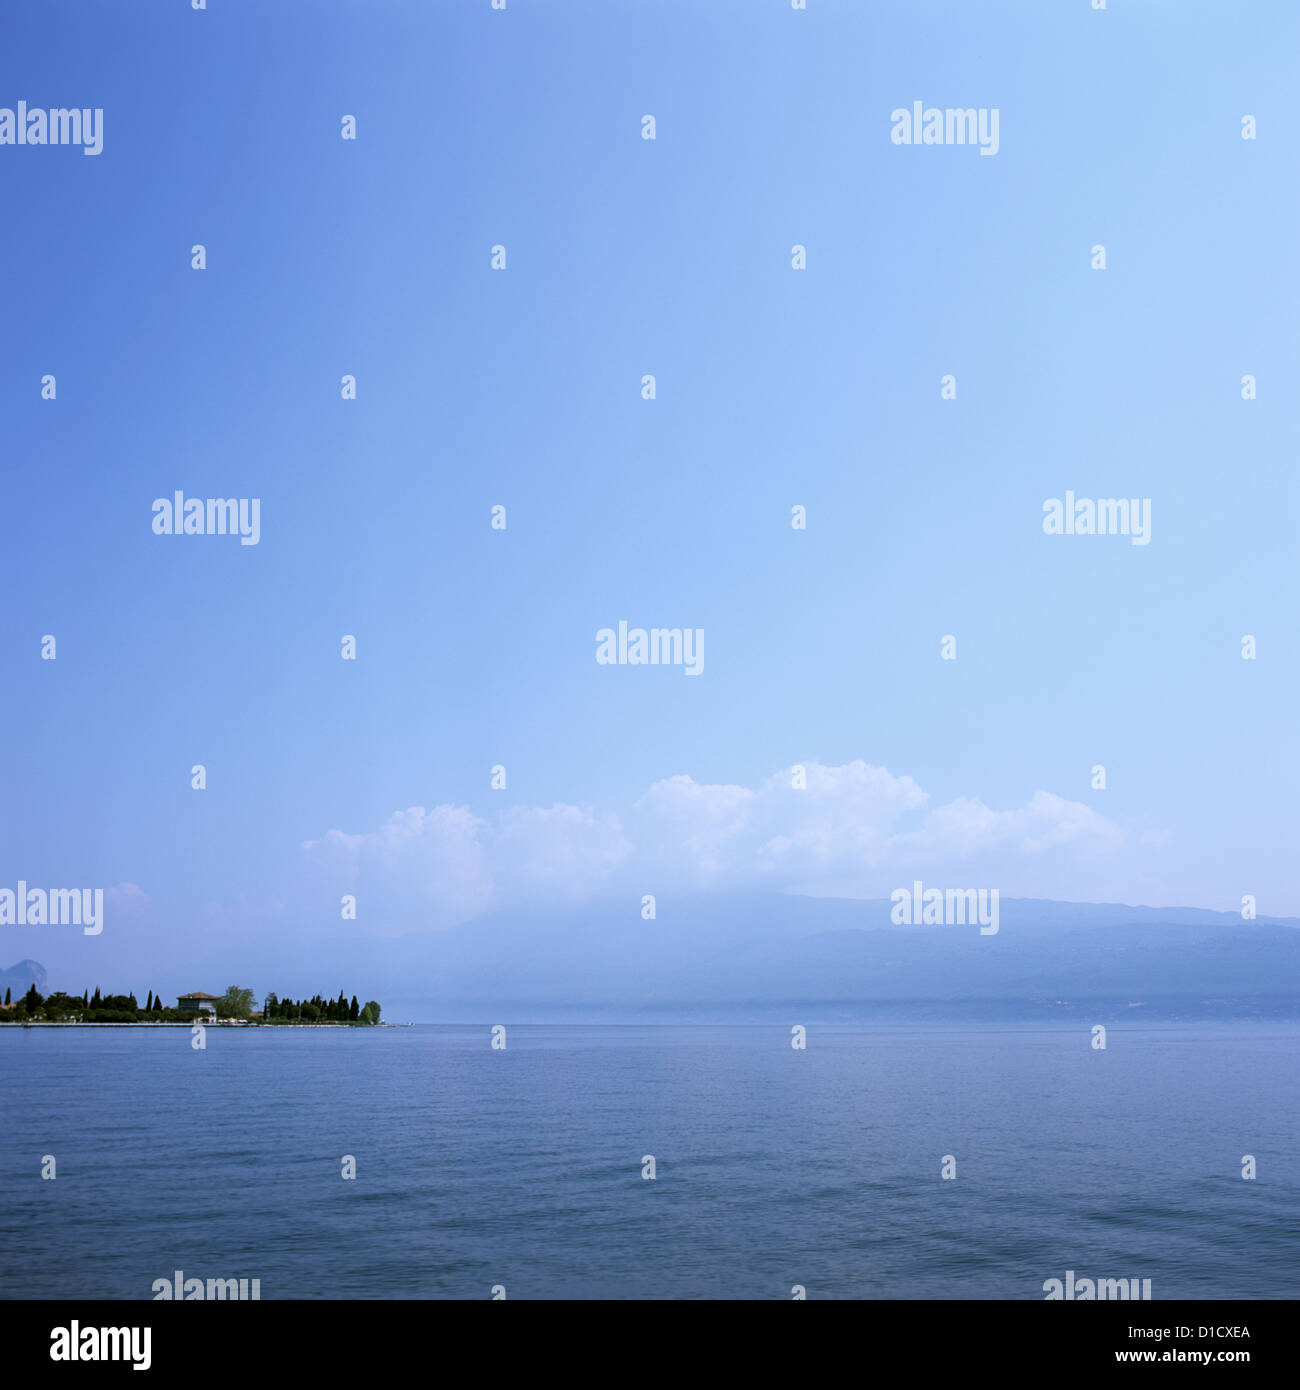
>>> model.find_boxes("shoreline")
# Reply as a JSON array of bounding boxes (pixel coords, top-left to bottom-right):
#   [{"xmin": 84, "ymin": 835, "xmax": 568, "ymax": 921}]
[{"xmin": 0, "ymin": 1021, "xmax": 396, "ymax": 1028}]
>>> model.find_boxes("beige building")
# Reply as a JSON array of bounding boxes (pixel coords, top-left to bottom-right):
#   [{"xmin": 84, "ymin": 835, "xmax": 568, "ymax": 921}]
[{"xmin": 176, "ymin": 991, "xmax": 218, "ymax": 1018}]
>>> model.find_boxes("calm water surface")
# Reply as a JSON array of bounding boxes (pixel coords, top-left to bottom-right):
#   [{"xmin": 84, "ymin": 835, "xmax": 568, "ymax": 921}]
[{"xmin": 1, "ymin": 1023, "xmax": 1296, "ymax": 1299}]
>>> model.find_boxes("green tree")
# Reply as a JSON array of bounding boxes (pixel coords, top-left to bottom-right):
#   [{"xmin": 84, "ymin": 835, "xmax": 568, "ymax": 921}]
[
  {"xmin": 216, "ymin": 985, "xmax": 256, "ymax": 1020},
  {"xmin": 3, "ymin": 987, "xmax": 9, "ymax": 1005},
  {"xmin": 349, "ymin": 995, "xmax": 359, "ymax": 1021},
  {"xmin": 24, "ymin": 984, "xmax": 43, "ymax": 1013},
  {"xmin": 359, "ymin": 1000, "xmax": 382, "ymax": 1025},
  {"xmin": 145, "ymin": 990, "xmax": 153, "ymax": 1012},
  {"xmin": 44, "ymin": 992, "xmax": 75, "ymax": 1020}
]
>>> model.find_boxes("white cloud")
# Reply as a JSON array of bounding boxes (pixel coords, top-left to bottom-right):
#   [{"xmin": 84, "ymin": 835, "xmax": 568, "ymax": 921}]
[
  {"xmin": 902, "ymin": 790, "xmax": 1123, "ymax": 857},
  {"xmin": 303, "ymin": 801, "xmax": 627, "ymax": 929},
  {"xmin": 105, "ymin": 882, "xmax": 149, "ymax": 914},
  {"xmin": 300, "ymin": 762, "xmax": 1125, "ymax": 928}
]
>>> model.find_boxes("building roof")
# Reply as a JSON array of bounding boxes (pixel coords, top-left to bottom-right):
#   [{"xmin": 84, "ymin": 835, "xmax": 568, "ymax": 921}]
[{"xmin": 177, "ymin": 992, "xmax": 219, "ymax": 1000}]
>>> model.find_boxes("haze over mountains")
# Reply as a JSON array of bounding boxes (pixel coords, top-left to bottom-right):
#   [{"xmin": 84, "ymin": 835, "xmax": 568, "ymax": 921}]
[
  {"xmin": 0, "ymin": 959, "xmax": 45, "ymax": 998},
  {"xmin": 377, "ymin": 894, "xmax": 1300, "ymax": 1021},
  {"xmin": 12, "ymin": 895, "xmax": 1296, "ymax": 1024}
]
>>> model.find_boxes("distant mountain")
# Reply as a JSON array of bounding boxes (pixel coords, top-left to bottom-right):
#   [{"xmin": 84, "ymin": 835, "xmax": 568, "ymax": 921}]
[
  {"xmin": 370, "ymin": 894, "xmax": 1300, "ymax": 1022},
  {"xmin": 46, "ymin": 896, "xmax": 1298, "ymax": 1024},
  {"xmin": 1, "ymin": 959, "xmax": 47, "ymax": 998}
]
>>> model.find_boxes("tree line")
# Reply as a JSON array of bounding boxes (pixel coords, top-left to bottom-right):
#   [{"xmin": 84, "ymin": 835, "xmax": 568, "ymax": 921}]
[
  {"xmin": 263, "ymin": 991, "xmax": 381, "ymax": 1024},
  {"xmin": 0, "ymin": 984, "xmax": 382, "ymax": 1025}
]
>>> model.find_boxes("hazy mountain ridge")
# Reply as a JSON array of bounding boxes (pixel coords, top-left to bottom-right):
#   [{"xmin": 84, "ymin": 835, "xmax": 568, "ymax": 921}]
[
  {"xmin": 12, "ymin": 896, "xmax": 1300, "ymax": 1022},
  {"xmin": 382, "ymin": 894, "xmax": 1300, "ymax": 1020},
  {"xmin": 0, "ymin": 959, "xmax": 47, "ymax": 997}
]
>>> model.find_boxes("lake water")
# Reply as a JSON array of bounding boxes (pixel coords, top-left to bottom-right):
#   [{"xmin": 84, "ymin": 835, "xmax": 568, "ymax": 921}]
[{"xmin": 1, "ymin": 1023, "xmax": 1296, "ymax": 1299}]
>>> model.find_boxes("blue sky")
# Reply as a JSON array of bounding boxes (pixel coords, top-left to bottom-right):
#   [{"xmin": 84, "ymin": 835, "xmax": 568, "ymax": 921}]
[{"xmin": 2, "ymin": 0, "xmax": 1297, "ymax": 994}]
